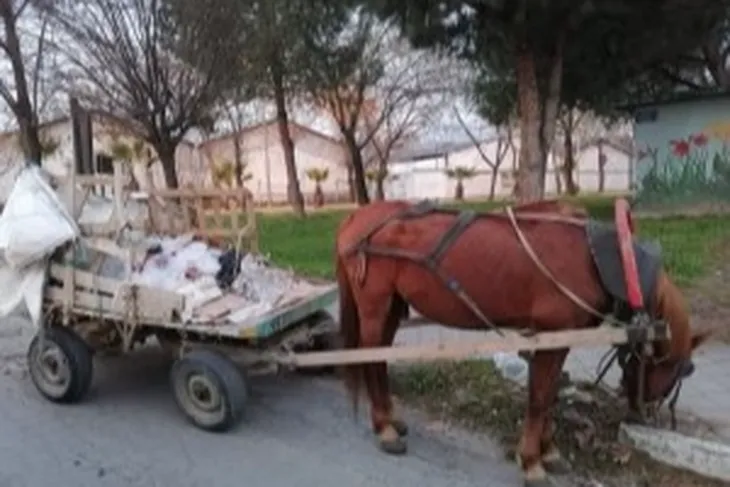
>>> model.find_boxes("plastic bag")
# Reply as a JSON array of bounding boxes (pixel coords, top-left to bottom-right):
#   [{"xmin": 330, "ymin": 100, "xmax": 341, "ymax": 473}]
[
  {"xmin": 492, "ymin": 352, "xmax": 528, "ymax": 383},
  {"xmin": 0, "ymin": 165, "xmax": 80, "ymax": 269}
]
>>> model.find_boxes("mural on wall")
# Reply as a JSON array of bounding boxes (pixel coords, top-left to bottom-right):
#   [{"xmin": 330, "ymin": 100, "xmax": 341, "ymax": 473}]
[{"xmin": 634, "ymin": 108, "xmax": 730, "ymax": 211}]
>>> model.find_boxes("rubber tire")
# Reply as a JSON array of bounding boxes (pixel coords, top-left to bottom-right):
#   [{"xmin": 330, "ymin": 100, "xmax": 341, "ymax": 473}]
[
  {"xmin": 296, "ymin": 313, "xmax": 341, "ymax": 376},
  {"xmin": 170, "ymin": 349, "xmax": 248, "ymax": 433},
  {"xmin": 27, "ymin": 326, "xmax": 94, "ymax": 404}
]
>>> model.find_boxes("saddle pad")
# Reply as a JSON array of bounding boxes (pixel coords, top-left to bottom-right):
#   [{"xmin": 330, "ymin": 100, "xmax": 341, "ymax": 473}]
[{"xmin": 585, "ymin": 219, "xmax": 662, "ymax": 311}]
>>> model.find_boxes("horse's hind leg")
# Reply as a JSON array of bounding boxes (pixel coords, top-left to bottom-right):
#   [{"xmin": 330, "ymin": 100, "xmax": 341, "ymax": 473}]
[
  {"xmin": 357, "ymin": 292, "xmax": 407, "ymax": 454},
  {"xmin": 374, "ymin": 294, "xmax": 409, "ymax": 438},
  {"xmin": 517, "ymin": 348, "xmax": 569, "ymax": 487}
]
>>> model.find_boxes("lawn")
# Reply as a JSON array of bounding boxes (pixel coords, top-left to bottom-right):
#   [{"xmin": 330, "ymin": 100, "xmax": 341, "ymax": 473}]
[{"xmin": 258, "ymin": 195, "xmax": 730, "ymax": 287}]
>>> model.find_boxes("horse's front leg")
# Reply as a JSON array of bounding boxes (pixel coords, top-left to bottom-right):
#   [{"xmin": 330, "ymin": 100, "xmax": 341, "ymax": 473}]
[{"xmin": 517, "ymin": 348, "xmax": 569, "ymax": 487}]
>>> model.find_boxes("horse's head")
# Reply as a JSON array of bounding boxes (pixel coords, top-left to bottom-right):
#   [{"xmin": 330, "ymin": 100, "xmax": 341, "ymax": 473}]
[
  {"xmin": 617, "ymin": 270, "xmax": 712, "ymax": 411},
  {"xmin": 618, "ymin": 329, "xmax": 710, "ymax": 406}
]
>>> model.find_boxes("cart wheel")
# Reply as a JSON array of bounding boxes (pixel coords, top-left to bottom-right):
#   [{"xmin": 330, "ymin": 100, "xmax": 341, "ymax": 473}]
[
  {"xmin": 27, "ymin": 326, "xmax": 94, "ymax": 404},
  {"xmin": 296, "ymin": 312, "xmax": 341, "ymax": 376},
  {"xmin": 170, "ymin": 349, "xmax": 248, "ymax": 432}
]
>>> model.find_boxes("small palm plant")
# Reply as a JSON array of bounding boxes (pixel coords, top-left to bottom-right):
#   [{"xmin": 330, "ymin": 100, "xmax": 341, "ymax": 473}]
[
  {"xmin": 445, "ymin": 166, "xmax": 477, "ymax": 201},
  {"xmin": 212, "ymin": 158, "xmax": 236, "ymax": 188},
  {"xmin": 39, "ymin": 134, "xmax": 60, "ymax": 158},
  {"xmin": 212, "ymin": 158, "xmax": 253, "ymax": 188},
  {"xmin": 109, "ymin": 139, "xmax": 133, "ymax": 162},
  {"xmin": 305, "ymin": 167, "xmax": 329, "ymax": 207}
]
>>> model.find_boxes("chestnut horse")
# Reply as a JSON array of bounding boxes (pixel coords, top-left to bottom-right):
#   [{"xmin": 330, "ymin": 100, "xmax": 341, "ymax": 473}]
[{"xmin": 335, "ymin": 199, "xmax": 710, "ymax": 487}]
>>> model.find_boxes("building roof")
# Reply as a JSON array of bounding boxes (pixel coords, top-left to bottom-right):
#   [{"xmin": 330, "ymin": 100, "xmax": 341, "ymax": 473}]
[
  {"xmin": 199, "ymin": 118, "xmax": 343, "ymax": 148},
  {"xmin": 618, "ymin": 89, "xmax": 730, "ymax": 111}
]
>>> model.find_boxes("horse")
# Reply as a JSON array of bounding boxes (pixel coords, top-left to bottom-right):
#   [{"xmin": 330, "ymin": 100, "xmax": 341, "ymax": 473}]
[{"xmin": 334, "ymin": 198, "xmax": 711, "ymax": 487}]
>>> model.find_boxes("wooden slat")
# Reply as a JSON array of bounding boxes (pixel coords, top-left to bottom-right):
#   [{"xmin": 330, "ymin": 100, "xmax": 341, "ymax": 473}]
[
  {"xmin": 148, "ymin": 188, "xmax": 253, "ymax": 199},
  {"xmin": 195, "ymin": 294, "xmax": 251, "ymax": 322},
  {"xmin": 282, "ymin": 326, "xmax": 651, "ymax": 368},
  {"xmin": 46, "ymin": 286, "xmax": 115, "ymax": 313},
  {"xmin": 117, "ymin": 283, "xmax": 185, "ymax": 323},
  {"xmin": 47, "ymin": 264, "xmax": 184, "ymax": 323},
  {"xmin": 49, "ymin": 264, "xmax": 120, "ymax": 295}
]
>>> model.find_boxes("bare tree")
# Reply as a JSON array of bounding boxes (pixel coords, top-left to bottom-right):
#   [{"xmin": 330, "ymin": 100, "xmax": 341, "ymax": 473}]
[
  {"xmin": 453, "ymin": 107, "xmax": 510, "ymax": 201},
  {"xmin": 0, "ymin": 0, "xmax": 62, "ymax": 162},
  {"xmin": 44, "ymin": 0, "xmax": 235, "ymax": 188},
  {"xmin": 305, "ymin": 14, "xmax": 449, "ymax": 204}
]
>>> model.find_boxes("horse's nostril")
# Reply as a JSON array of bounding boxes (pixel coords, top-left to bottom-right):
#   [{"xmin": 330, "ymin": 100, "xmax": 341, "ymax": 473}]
[{"xmin": 680, "ymin": 360, "xmax": 695, "ymax": 378}]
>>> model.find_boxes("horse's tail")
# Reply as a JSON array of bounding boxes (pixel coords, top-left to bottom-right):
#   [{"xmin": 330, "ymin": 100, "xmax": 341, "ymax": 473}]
[{"xmin": 336, "ymin": 251, "xmax": 362, "ymax": 417}]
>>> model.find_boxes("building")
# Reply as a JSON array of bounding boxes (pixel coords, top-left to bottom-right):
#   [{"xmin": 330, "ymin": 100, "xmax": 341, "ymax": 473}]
[
  {"xmin": 0, "ymin": 112, "xmax": 350, "ymax": 206},
  {"xmin": 385, "ymin": 132, "xmax": 632, "ymax": 201},
  {"xmin": 631, "ymin": 91, "xmax": 730, "ymax": 211},
  {"xmin": 198, "ymin": 119, "xmax": 350, "ymax": 205}
]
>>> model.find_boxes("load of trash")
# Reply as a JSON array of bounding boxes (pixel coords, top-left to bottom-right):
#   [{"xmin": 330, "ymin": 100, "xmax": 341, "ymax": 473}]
[{"xmin": 0, "ymin": 164, "xmax": 319, "ymax": 326}]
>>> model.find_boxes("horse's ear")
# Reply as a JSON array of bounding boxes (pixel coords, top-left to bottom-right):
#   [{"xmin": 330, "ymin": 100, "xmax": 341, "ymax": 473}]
[{"xmin": 691, "ymin": 329, "xmax": 714, "ymax": 350}]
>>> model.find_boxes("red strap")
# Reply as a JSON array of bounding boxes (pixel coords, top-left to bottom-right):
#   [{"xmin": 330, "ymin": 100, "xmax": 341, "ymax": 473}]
[{"xmin": 614, "ymin": 198, "xmax": 644, "ymax": 310}]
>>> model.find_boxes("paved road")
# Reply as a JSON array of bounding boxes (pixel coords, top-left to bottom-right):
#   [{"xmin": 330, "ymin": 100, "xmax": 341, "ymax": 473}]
[{"xmin": 0, "ymin": 316, "xmax": 522, "ymax": 487}]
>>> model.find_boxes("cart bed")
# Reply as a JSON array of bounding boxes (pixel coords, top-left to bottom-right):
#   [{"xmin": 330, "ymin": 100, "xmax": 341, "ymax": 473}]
[{"xmin": 45, "ymin": 263, "xmax": 339, "ymax": 342}]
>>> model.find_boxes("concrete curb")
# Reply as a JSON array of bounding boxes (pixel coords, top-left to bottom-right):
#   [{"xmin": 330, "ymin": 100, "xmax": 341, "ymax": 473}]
[{"xmin": 619, "ymin": 423, "xmax": 730, "ymax": 482}]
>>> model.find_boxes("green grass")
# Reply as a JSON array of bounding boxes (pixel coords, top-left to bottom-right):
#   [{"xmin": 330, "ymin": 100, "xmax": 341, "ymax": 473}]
[{"xmin": 258, "ymin": 195, "xmax": 730, "ymax": 287}]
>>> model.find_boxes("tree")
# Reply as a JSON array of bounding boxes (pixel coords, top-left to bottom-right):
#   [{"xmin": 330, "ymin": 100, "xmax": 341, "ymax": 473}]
[
  {"xmin": 164, "ymin": 0, "xmax": 350, "ymax": 216},
  {"xmin": 453, "ymin": 107, "xmax": 510, "ymax": 200},
  {"xmin": 305, "ymin": 167, "xmax": 329, "ymax": 207},
  {"xmin": 371, "ymin": 0, "xmax": 728, "ymax": 202},
  {"xmin": 44, "ymin": 0, "xmax": 233, "ymax": 189},
  {"xmin": 0, "ymin": 0, "xmax": 62, "ymax": 163},
  {"xmin": 303, "ymin": 12, "xmax": 448, "ymax": 204},
  {"xmin": 445, "ymin": 166, "xmax": 476, "ymax": 201}
]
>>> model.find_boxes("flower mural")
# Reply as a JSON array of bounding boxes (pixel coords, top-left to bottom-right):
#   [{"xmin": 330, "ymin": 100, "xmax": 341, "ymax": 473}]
[{"xmin": 635, "ymin": 125, "xmax": 730, "ymax": 210}]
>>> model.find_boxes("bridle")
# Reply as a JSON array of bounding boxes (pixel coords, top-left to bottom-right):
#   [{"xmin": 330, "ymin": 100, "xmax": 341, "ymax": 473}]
[{"xmin": 594, "ymin": 314, "xmax": 691, "ymax": 430}]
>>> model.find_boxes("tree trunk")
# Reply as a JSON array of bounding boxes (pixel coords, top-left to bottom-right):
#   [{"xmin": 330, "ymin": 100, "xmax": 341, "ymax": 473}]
[
  {"xmin": 374, "ymin": 158, "xmax": 386, "ymax": 201},
  {"xmin": 553, "ymin": 154, "xmax": 563, "ymax": 195},
  {"xmin": 455, "ymin": 180, "xmax": 464, "ymax": 200},
  {"xmin": 344, "ymin": 132, "xmax": 369, "ymax": 205},
  {"xmin": 346, "ymin": 166, "xmax": 356, "ymax": 202},
  {"xmin": 563, "ymin": 128, "xmax": 578, "ymax": 195},
  {"xmin": 598, "ymin": 140, "xmax": 607, "ymax": 193},
  {"xmin": 230, "ymin": 116, "xmax": 244, "ymax": 187},
  {"xmin": 313, "ymin": 183, "xmax": 324, "ymax": 207},
  {"xmin": 514, "ymin": 34, "xmax": 565, "ymax": 204},
  {"xmin": 0, "ymin": 4, "xmax": 42, "ymax": 163},
  {"xmin": 515, "ymin": 46, "xmax": 544, "ymax": 203},
  {"xmin": 271, "ymin": 65, "xmax": 305, "ymax": 217},
  {"xmin": 540, "ymin": 33, "xmax": 565, "ymax": 179},
  {"xmin": 157, "ymin": 144, "xmax": 179, "ymax": 189},
  {"xmin": 489, "ymin": 167, "xmax": 498, "ymax": 200}
]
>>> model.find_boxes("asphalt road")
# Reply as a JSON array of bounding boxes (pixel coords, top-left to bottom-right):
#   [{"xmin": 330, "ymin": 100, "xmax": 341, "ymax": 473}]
[{"xmin": 0, "ymin": 315, "xmax": 523, "ymax": 487}]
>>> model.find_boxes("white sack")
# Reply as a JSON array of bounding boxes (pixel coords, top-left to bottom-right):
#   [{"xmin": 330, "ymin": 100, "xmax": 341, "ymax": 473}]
[
  {"xmin": 0, "ymin": 260, "xmax": 47, "ymax": 326},
  {"xmin": 0, "ymin": 165, "xmax": 80, "ymax": 269}
]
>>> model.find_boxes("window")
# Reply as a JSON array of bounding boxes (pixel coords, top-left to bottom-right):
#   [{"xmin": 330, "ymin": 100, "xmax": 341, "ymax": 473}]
[
  {"xmin": 95, "ymin": 153, "xmax": 113, "ymax": 174},
  {"xmin": 634, "ymin": 108, "xmax": 658, "ymax": 124}
]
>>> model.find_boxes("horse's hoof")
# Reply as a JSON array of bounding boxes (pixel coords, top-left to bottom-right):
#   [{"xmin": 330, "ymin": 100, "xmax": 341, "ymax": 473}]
[
  {"xmin": 378, "ymin": 425, "xmax": 407, "ymax": 455},
  {"xmin": 542, "ymin": 457, "xmax": 571, "ymax": 475},
  {"xmin": 378, "ymin": 436, "xmax": 407, "ymax": 455},
  {"xmin": 391, "ymin": 419, "xmax": 409, "ymax": 437},
  {"xmin": 523, "ymin": 479, "xmax": 555, "ymax": 487},
  {"xmin": 624, "ymin": 410, "xmax": 646, "ymax": 425}
]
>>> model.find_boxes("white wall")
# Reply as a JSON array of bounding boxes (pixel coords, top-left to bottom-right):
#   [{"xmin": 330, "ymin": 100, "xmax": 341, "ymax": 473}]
[{"xmin": 385, "ymin": 138, "xmax": 631, "ymax": 201}]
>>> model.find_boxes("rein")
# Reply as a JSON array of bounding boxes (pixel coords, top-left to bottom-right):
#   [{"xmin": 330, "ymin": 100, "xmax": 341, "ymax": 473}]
[{"xmin": 504, "ymin": 206, "xmax": 687, "ymax": 428}]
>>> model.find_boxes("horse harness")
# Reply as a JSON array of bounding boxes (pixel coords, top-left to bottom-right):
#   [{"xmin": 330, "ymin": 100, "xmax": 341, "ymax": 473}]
[
  {"xmin": 344, "ymin": 200, "xmax": 689, "ymax": 428},
  {"xmin": 344, "ymin": 200, "xmax": 591, "ymax": 336}
]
